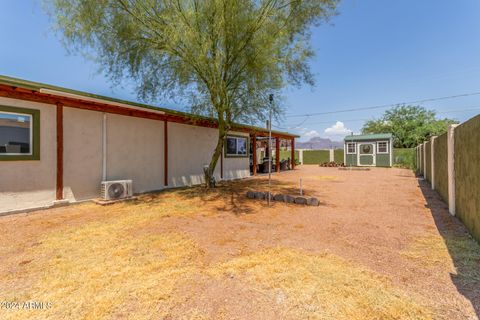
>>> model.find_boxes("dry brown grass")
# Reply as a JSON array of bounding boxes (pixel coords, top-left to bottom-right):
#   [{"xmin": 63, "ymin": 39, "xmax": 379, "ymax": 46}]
[
  {"xmin": 1, "ymin": 172, "xmax": 477, "ymax": 319},
  {"xmin": 310, "ymin": 175, "xmax": 340, "ymax": 181},
  {"xmin": 1, "ymin": 198, "xmax": 204, "ymax": 320},
  {"xmin": 402, "ymin": 233, "xmax": 480, "ymax": 282},
  {"xmin": 1, "ymin": 194, "xmax": 436, "ymax": 320},
  {"xmin": 210, "ymin": 248, "xmax": 432, "ymax": 320},
  {"xmin": 402, "ymin": 235, "xmax": 454, "ymax": 269}
]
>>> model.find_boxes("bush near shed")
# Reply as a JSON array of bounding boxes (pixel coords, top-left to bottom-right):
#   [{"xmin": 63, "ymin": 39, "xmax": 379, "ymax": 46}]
[{"xmin": 394, "ymin": 148, "xmax": 415, "ymax": 169}]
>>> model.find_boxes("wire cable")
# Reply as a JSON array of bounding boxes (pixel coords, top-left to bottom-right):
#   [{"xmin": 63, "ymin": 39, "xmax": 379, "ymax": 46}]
[
  {"xmin": 275, "ymin": 106, "xmax": 480, "ymax": 130},
  {"xmin": 285, "ymin": 91, "xmax": 480, "ymax": 118}
]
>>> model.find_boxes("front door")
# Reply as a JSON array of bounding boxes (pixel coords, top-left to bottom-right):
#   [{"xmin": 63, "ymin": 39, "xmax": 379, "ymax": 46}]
[{"xmin": 358, "ymin": 143, "xmax": 375, "ymax": 166}]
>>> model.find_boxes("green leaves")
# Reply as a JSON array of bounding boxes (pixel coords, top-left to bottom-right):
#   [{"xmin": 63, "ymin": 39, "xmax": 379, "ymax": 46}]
[
  {"xmin": 362, "ymin": 105, "xmax": 458, "ymax": 148},
  {"xmin": 46, "ymin": 0, "xmax": 337, "ymax": 186},
  {"xmin": 46, "ymin": 0, "xmax": 337, "ymax": 125}
]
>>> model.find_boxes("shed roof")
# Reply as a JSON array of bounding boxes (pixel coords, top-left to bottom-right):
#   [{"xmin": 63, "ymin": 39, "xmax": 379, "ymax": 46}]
[
  {"xmin": 0, "ymin": 74, "xmax": 299, "ymax": 138},
  {"xmin": 344, "ymin": 133, "xmax": 392, "ymax": 141}
]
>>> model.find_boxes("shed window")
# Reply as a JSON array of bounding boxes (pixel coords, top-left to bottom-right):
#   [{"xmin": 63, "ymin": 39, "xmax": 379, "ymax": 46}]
[
  {"xmin": 346, "ymin": 142, "xmax": 356, "ymax": 154},
  {"xmin": 377, "ymin": 141, "xmax": 388, "ymax": 154},
  {"xmin": 0, "ymin": 106, "xmax": 40, "ymax": 161},
  {"xmin": 225, "ymin": 135, "xmax": 248, "ymax": 157}
]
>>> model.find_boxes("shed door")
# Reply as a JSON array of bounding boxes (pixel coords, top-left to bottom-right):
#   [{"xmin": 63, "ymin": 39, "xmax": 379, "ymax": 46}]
[{"xmin": 358, "ymin": 143, "xmax": 376, "ymax": 166}]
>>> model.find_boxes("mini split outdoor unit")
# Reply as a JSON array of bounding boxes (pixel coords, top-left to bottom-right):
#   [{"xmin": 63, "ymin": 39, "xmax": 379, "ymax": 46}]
[{"xmin": 101, "ymin": 180, "xmax": 133, "ymax": 201}]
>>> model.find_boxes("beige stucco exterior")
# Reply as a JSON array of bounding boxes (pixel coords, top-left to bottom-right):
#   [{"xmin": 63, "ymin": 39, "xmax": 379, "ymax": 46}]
[
  {"xmin": 106, "ymin": 113, "xmax": 165, "ymax": 194},
  {"xmin": 63, "ymin": 107, "xmax": 103, "ymax": 201},
  {"xmin": 1, "ymin": 99, "xmax": 254, "ymax": 213},
  {"xmin": 168, "ymin": 122, "xmax": 222, "ymax": 187},
  {"xmin": 0, "ymin": 97, "xmax": 57, "ymax": 212}
]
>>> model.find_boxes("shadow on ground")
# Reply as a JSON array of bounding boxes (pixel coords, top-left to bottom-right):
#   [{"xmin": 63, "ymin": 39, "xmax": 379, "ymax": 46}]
[
  {"xmin": 124, "ymin": 178, "xmax": 317, "ymax": 216},
  {"xmin": 419, "ymin": 179, "xmax": 480, "ymax": 318}
]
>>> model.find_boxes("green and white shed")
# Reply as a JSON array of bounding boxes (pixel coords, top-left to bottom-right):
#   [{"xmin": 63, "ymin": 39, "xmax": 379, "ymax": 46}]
[{"xmin": 343, "ymin": 133, "xmax": 393, "ymax": 167}]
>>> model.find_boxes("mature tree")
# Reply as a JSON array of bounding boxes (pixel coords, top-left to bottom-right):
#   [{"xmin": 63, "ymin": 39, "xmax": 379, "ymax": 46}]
[
  {"xmin": 46, "ymin": 0, "xmax": 337, "ymax": 187},
  {"xmin": 362, "ymin": 105, "xmax": 457, "ymax": 148}
]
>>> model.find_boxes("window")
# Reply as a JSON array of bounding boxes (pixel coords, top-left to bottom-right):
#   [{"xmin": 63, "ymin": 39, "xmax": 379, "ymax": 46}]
[
  {"xmin": 0, "ymin": 105, "xmax": 40, "ymax": 160},
  {"xmin": 225, "ymin": 135, "xmax": 248, "ymax": 157},
  {"xmin": 346, "ymin": 142, "xmax": 356, "ymax": 154},
  {"xmin": 377, "ymin": 141, "xmax": 388, "ymax": 154}
]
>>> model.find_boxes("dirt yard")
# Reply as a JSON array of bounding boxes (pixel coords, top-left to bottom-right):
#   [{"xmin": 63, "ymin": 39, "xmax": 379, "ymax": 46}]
[{"xmin": 1, "ymin": 166, "xmax": 479, "ymax": 320}]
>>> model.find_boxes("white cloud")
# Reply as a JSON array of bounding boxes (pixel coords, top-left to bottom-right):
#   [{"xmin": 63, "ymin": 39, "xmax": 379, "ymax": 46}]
[
  {"xmin": 324, "ymin": 121, "xmax": 352, "ymax": 137},
  {"xmin": 302, "ymin": 130, "xmax": 320, "ymax": 139}
]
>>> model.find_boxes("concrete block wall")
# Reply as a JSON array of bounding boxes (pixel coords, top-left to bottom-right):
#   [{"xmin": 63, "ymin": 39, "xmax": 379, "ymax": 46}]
[
  {"xmin": 297, "ymin": 149, "xmax": 341, "ymax": 165},
  {"xmin": 417, "ymin": 115, "xmax": 480, "ymax": 243},
  {"xmin": 454, "ymin": 115, "xmax": 480, "ymax": 242}
]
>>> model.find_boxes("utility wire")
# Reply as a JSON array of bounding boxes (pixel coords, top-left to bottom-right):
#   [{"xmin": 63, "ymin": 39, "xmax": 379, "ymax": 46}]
[
  {"xmin": 284, "ymin": 91, "xmax": 480, "ymax": 118},
  {"xmin": 274, "ymin": 106, "xmax": 480, "ymax": 130}
]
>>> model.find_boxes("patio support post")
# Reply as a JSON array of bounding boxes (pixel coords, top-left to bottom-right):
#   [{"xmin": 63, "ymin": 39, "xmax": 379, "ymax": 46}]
[
  {"xmin": 291, "ymin": 138, "xmax": 295, "ymax": 170},
  {"xmin": 275, "ymin": 137, "xmax": 280, "ymax": 173},
  {"xmin": 56, "ymin": 102, "xmax": 64, "ymax": 200},
  {"xmin": 252, "ymin": 134, "xmax": 257, "ymax": 176}
]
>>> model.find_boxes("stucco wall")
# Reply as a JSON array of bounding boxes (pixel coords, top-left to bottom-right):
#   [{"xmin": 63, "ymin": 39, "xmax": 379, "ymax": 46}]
[
  {"xmin": 425, "ymin": 141, "xmax": 432, "ymax": 182},
  {"xmin": 107, "ymin": 114, "xmax": 164, "ymax": 194},
  {"xmin": 1, "ymin": 99, "xmax": 253, "ymax": 212},
  {"xmin": 168, "ymin": 123, "xmax": 222, "ymax": 187},
  {"xmin": 419, "ymin": 144, "xmax": 424, "ymax": 176},
  {"xmin": 334, "ymin": 149, "xmax": 344, "ymax": 164},
  {"xmin": 454, "ymin": 115, "xmax": 480, "ymax": 243},
  {"xmin": 303, "ymin": 150, "xmax": 330, "ymax": 164},
  {"xmin": 433, "ymin": 133, "xmax": 448, "ymax": 204},
  {"xmin": 0, "ymin": 97, "xmax": 56, "ymax": 212},
  {"xmin": 63, "ymin": 107, "xmax": 103, "ymax": 201}
]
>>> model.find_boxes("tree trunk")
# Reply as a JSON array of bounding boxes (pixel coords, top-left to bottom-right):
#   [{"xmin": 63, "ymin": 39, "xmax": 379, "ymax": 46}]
[{"xmin": 204, "ymin": 123, "xmax": 228, "ymax": 188}]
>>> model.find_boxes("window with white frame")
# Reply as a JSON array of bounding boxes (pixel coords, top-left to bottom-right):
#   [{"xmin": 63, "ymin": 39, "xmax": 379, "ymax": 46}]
[
  {"xmin": 225, "ymin": 135, "xmax": 248, "ymax": 157},
  {"xmin": 0, "ymin": 111, "xmax": 32, "ymax": 155},
  {"xmin": 346, "ymin": 142, "xmax": 356, "ymax": 154},
  {"xmin": 377, "ymin": 141, "xmax": 388, "ymax": 154}
]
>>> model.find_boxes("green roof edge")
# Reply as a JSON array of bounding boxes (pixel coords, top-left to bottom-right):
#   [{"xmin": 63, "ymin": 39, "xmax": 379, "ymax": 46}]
[
  {"xmin": 343, "ymin": 133, "xmax": 392, "ymax": 141},
  {"xmin": 0, "ymin": 74, "xmax": 299, "ymax": 138}
]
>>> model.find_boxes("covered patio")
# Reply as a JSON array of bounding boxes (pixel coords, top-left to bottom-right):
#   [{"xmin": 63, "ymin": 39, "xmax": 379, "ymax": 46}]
[{"xmin": 249, "ymin": 133, "xmax": 297, "ymax": 176}]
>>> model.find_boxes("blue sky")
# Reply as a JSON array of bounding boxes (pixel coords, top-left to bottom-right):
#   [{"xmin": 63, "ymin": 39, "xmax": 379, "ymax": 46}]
[{"xmin": 1, "ymin": 0, "xmax": 480, "ymax": 141}]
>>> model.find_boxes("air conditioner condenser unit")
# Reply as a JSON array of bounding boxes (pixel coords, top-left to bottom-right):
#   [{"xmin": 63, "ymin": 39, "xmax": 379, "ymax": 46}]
[{"xmin": 100, "ymin": 180, "xmax": 133, "ymax": 201}]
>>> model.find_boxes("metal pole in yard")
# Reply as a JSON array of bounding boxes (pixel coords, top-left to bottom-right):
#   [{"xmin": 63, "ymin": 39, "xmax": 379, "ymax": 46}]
[{"xmin": 268, "ymin": 94, "xmax": 273, "ymax": 206}]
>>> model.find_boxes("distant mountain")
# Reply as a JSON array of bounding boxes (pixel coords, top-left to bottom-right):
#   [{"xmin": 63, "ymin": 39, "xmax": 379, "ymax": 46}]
[{"xmin": 296, "ymin": 137, "xmax": 343, "ymax": 150}]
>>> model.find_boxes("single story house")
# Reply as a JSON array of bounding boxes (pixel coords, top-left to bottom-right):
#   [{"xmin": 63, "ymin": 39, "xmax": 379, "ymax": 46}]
[
  {"xmin": 0, "ymin": 75, "xmax": 298, "ymax": 213},
  {"xmin": 343, "ymin": 133, "xmax": 393, "ymax": 167}
]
